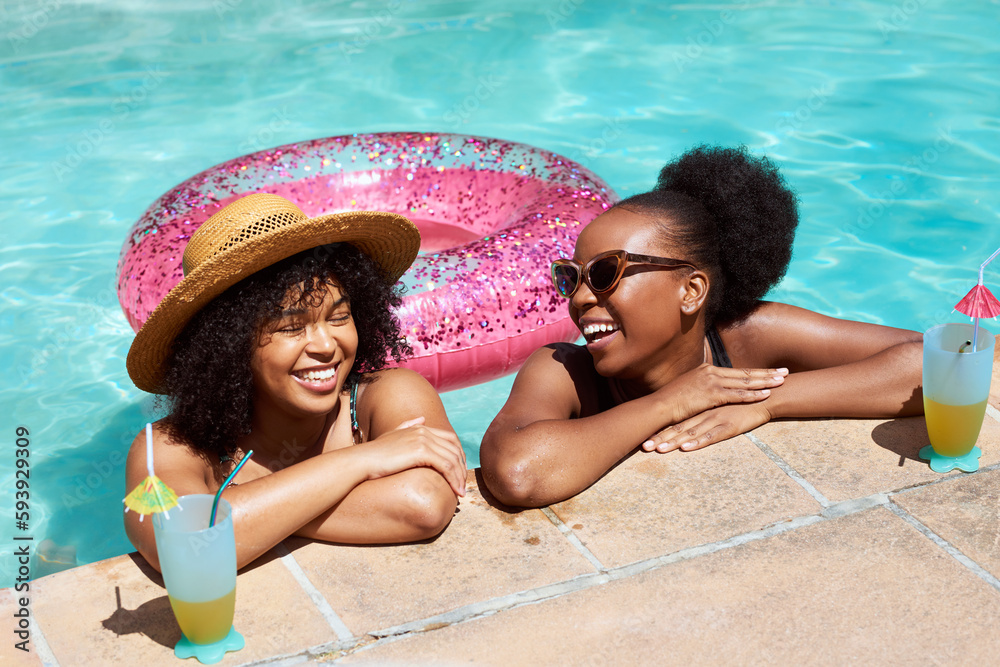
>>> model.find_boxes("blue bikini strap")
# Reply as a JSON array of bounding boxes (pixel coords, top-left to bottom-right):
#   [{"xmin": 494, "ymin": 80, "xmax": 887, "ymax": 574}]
[{"xmin": 350, "ymin": 381, "xmax": 362, "ymax": 443}]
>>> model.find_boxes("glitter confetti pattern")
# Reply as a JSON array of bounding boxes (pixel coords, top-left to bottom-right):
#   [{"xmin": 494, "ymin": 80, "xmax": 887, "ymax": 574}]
[{"xmin": 117, "ymin": 132, "xmax": 617, "ymax": 390}]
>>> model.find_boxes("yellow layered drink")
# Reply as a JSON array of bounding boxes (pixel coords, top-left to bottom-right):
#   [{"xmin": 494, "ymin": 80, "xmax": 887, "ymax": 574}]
[
  {"xmin": 169, "ymin": 588, "xmax": 236, "ymax": 644},
  {"xmin": 923, "ymin": 397, "xmax": 987, "ymax": 457}
]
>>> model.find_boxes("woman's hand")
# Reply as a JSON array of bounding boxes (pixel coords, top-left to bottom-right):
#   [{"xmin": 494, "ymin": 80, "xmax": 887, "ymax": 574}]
[
  {"xmin": 642, "ymin": 362, "xmax": 785, "ymax": 454},
  {"xmin": 361, "ymin": 416, "xmax": 467, "ymax": 497},
  {"xmin": 642, "ymin": 401, "xmax": 773, "ymax": 453},
  {"xmin": 656, "ymin": 363, "xmax": 787, "ymax": 424}
]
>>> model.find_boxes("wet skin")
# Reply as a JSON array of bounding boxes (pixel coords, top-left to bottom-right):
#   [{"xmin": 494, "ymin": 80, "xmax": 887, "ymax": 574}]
[
  {"xmin": 480, "ymin": 208, "xmax": 923, "ymax": 508},
  {"xmin": 125, "ymin": 281, "xmax": 467, "ymax": 571}
]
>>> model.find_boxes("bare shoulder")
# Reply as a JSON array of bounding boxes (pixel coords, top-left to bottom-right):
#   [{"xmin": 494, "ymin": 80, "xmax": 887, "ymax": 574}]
[
  {"xmin": 125, "ymin": 421, "xmax": 213, "ymax": 492},
  {"xmin": 126, "ymin": 421, "xmax": 197, "ymax": 471},
  {"xmin": 361, "ymin": 367, "xmax": 436, "ymax": 397},
  {"xmin": 722, "ymin": 301, "xmax": 922, "ymax": 370},
  {"xmin": 727, "ymin": 301, "xmax": 822, "ymax": 333},
  {"xmin": 520, "ymin": 342, "xmax": 595, "ymax": 380},
  {"xmin": 495, "ymin": 342, "xmax": 598, "ymax": 424},
  {"xmin": 722, "ymin": 302, "xmax": 818, "ymax": 347},
  {"xmin": 358, "ymin": 368, "xmax": 454, "ymax": 434}
]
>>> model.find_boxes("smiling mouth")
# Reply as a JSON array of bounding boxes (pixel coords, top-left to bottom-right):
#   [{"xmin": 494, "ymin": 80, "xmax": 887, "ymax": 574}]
[
  {"xmin": 292, "ymin": 365, "xmax": 338, "ymax": 384},
  {"xmin": 581, "ymin": 322, "xmax": 620, "ymax": 344}
]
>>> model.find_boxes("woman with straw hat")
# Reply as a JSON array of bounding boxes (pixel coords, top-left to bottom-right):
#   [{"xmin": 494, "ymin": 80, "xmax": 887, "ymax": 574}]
[
  {"xmin": 481, "ymin": 145, "xmax": 924, "ymax": 508},
  {"xmin": 124, "ymin": 194, "xmax": 466, "ymax": 571}
]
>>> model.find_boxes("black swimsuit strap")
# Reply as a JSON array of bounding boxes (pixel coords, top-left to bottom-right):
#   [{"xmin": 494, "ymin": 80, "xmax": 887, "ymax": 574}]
[
  {"xmin": 706, "ymin": 325, "xmax": 733, "ymax": 368},
  {"xmin": 596, "ymin": 373, "xmax": 616, "ymax": 412}
]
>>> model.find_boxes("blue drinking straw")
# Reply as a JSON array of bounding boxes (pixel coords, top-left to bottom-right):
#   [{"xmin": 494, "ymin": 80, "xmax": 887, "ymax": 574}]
[{"xmin": 209, "ymin": 450, "xmax": 252, "ymax": 528}]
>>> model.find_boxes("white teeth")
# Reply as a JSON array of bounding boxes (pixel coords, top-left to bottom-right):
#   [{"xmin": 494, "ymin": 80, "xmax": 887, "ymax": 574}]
[
  {"xmin": 296, "ymin": 367, "xmax": 336, "ymax": 382},
  {"xmin": 582, "ymin": 323, "xmax": 619, "ymax": 337}
]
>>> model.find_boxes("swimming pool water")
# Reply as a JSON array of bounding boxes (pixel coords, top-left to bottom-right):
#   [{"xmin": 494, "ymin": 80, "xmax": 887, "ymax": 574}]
[{"xmin": 2, "ymin": 0, "xmax": 999, "ymax": 587}]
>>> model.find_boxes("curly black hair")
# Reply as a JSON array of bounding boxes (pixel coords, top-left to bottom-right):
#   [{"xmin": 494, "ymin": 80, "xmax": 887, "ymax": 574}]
[
  {"xmin": 160, "ymin": 243, "xmax": 410, "ymax": 464},
  {"xmin": 615, "ymin": 145, "xmax": 799, "ymax": 327}
]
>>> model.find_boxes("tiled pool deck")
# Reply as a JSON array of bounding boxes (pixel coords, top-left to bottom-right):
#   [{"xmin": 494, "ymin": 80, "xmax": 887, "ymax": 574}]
[{"xmin": 7, "ymin": 360, "xmax": 1000, "ymax": 665}]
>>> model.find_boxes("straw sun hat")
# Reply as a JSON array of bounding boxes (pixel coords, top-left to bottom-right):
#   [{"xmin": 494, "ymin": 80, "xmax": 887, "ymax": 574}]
[{"xmin": 127, "ymin": 193, "xmax": 421, "ymax": 394}]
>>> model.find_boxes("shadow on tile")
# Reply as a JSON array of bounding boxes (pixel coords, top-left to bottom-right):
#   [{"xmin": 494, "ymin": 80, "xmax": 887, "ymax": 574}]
[
  {"xmin": 100, "ymin": 585, "xmax": 179, "ymax": 649},
  {"xmin": 98, "ymin": 553, "xmax": 179, "ymax": 649},
  {"xmin": 472, "ymin": 468, "xmax": 542, "ymax": 515},
  {"xmin": 280, "ymin": 469, "xmax": 543, "ymax": 557},
  {"xmin": 869, "ymin": 418, "xmax": 929, "ymax": 466},
  {"xmin": 472, "ymin": 450, "xmax": 642, "ymax": 516},
  {"xmin": 107, "ymin": 546, "xmax": 290, "ymax": 650},
  {"xmin": 124, "ymin": 544, "xmax": 285, "ymax": 578},
  {"xmin": 123, "ymin": 551, "xmax": 164, "ymax": 585},
  {"xmin": 281, "ymin": 526, "xmax": 448, "ymax": 557}
]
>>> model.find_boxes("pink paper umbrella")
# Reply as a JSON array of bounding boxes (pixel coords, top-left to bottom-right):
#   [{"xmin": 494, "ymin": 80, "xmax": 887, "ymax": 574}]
[
  {"xmin": 955, "ymin": 284, "xmax": 1000, "ymax": 319},
  {"xmin": 955, "ymin": 246, "xmax": 1000, "ymax": 349}
]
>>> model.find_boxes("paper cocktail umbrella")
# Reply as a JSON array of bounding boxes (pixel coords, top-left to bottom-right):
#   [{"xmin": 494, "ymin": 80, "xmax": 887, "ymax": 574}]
[
  {"xmin": 955, "ymin": 284, "xmax": 1000, "ymax": 319},
  {"xmin": 123, "ymin": 423, "xmax": 179, "ymax": 521},
  {"xmin": 954, "ymin": 246, "xmax": 1000, "ymax": 351}
]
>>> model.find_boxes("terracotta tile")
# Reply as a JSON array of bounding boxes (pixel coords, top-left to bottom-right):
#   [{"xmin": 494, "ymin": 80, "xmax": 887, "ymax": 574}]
[
  {"xmin": 340, "ymin": 508, "xmax": 1000, "ymax": 665},
  {"xmin": 30, "ymin": 549, "xmax": 333, "ymax": 665},
  {"xmin": 29, "ymin": 554, "xmax": 176, "ymax": 666},
  {"xmin": 548, "ymin": 436, "xmax": 821, "ymax": 568},
  {"xmin": 893, "ymin": 468, "xmax": 1000, "ymax": 579},
  {"xmin": 754, "ymin": 416, "xmax": 1000, "ymax": 503},
  {"xmin": 284, "ymin": 470, "xmax": 594, "ymax": 635},
  {"xmin": 225, "ymin": 548, "xmax": 336, "ymax": 658},
  {"xmin": 1, "ymin": 587, "xmax": 43, "ymax": 666}
]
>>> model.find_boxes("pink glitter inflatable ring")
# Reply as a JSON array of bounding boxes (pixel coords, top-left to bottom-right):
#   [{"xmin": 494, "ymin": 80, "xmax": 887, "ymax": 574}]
[{"xmin": 117, "ymin": 132, "xmax": 618, "ymax": 391}]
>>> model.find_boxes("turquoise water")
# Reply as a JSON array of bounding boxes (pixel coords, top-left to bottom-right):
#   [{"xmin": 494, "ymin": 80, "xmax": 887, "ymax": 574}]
[{"xmin": 2, "ymin": 1, "xmax": 999, "ymax": 587}]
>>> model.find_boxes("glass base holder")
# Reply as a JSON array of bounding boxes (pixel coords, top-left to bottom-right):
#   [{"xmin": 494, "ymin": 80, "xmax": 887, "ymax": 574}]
[
  {"xmin": 918, "ymin": 445, "xmax": 982, "ymax": 474},
  {"xmin": 174, "ymin": 626, "xmax": 244, "ymax": 664}
]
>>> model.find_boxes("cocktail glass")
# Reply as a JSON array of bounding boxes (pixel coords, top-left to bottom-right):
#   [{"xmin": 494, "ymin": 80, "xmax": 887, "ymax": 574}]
[
  {"xmin": 153, "ymin": 495, "xmax": 244, "ymax": 664},
  {"xmin": 919, "ymin": 322, "xmax": 995, "ymax": 473}
]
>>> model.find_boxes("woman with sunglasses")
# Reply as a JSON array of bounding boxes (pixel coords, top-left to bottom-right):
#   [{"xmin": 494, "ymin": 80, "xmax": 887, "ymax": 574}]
[{"xmin": 480, "ymin": 145, "xmax": 923, "ymax": 508}]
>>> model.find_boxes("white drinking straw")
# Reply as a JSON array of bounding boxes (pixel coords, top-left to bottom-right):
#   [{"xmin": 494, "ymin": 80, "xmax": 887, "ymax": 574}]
[
  {"xmin": 145, "ymin": 422, "xmax": 155, "ymax": 479},
  {"xmin": 145, "ymin": 423, "xmax": 170, "ymax": 521}
]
